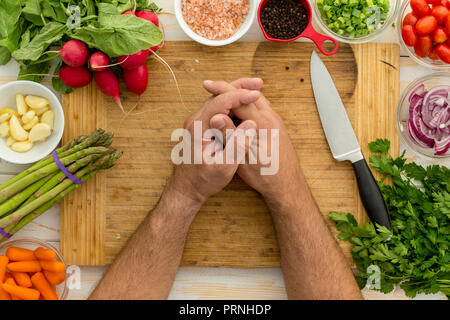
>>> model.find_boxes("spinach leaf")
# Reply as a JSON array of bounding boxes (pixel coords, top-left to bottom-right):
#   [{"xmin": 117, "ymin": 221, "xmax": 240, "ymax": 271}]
[
  {"xmin": 41, "ymin": 1, "xmax": 67, "ymax": 23},
  {"xmin": 0, "ymin": 46, "xmax": 11, "ymax": 65},
  {"xmin": 0, "ymin": 0, "xmax": 22, "ymax": 39},
  {"xmin": 0, "ymin": 20, "xmax": 23, "ymax": 53},
  {"xmin": 12, "ymin": 22, "xmax": 67, "ymax": 61},
  {"xmin": 83, "ymin": 0, "xmax": 97, "ymax": 16},
  {"xmin": 21, "ymin": 0, "xmax": 45, "ymax": 26},
  {"xmin": 115, "ymin": 0, "xmax": 160, "ymax": 12},
  {"xmin": 97, "ymin": 2, "xmax": 119, "ymax": 18},
  {"xmin": 17, "ymin": 59, "xmax": 51, "ymax": 83},
  {"xmin": 71, "ymin": 14, "xmax": 162, "ymax": 57},
  {"xmin": 52, "ymin": 59, "xmax": 75, "ymax": 94}
]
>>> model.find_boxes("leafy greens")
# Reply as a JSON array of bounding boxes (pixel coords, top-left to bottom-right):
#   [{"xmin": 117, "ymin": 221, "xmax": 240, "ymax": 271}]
[
  {"xmin": 0, "ymin": 0, "xmax": 162, "ymax": 92},
  {"xmin": 329, "ymin": 139, "xmax": 449, "ymax": 298}
]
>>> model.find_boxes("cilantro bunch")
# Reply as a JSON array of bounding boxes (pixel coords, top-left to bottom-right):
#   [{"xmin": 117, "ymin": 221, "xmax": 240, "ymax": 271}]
[{"xmin": 330, "ymin": 139, "xmax": 450, "ymax": 298}]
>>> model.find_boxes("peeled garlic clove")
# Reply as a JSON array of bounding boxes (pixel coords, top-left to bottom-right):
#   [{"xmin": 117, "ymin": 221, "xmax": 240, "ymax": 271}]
[
  {"xmin": 25, "ymin": 95, "xmax": 49, "ymax": 109},
  {"xmin": 34, "ymin": 106, "xmax": 49, "ymax": 116},
  {"xmin": 1, "ymin": 108, "xmax": 19, "ymax": 118},
  {"xmin": 22, "ymin": 116, "xmax": 38, "ymax": 131},
  {"xmin": 16, "ymin": 94, "xmax": 28, "ymax": 115},
  {"xmin": 29, "ymin": 123, "xmax": 51, "ymax": 142},
  {"xmin": 11, "ymin": 140, "xmax": 32, "ymax": 153},
  {"xmin": 0, "ymin": 122, "xmax": 9, "ymax": 137},
  {"xmin": 22, "ymin": 110, "xmax": 36, "ymax": 124},
  {"xmin": 0, "ymin": 113, "xmax": 10, "ymax": 122},
  {"xmin": 40, "ymin": 110, "xmax": 54, "ymax": 129},
  {"xmin": 9, "ymin": 115, "xmax": 28, "ymax": 141},
  {"xmin": 6, "ymin": 136, "xmax": 16, "ymax": 147}
]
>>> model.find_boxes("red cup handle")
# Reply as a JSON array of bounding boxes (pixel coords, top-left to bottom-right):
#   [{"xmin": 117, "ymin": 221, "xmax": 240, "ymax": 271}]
[{"xmin": 301, "ymin": 24, "xmax": 338, "ymax": 56}]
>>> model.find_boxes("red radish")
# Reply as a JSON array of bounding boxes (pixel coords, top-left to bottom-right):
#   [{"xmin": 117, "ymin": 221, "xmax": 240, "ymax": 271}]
[
  {"xmin": 123, "ymin": 64, "xmax": 148, "ymax": 96},
  {"xmin": 117, "ymin": 49, "xmax": 149, "ymax": 70},
  {"xmin": 136, "ymin": 11, "xmax": 159, "ymax": 26},
  {"xmin": 59, "ymin": 65, "xmax": 92, "ymax": 88},
  {"xmin": 121, "ymin": 64, "xmax": 149, "ymax": 120},
  {"xmin": 46, "ymin": 40, "xmax": 90, "ymax": 67},
  {"xmin": 89, "ymin": 52, "xmax": 110, "ymax": 72},
  {"xmin": 94, "ymin": 69, "xmax": 124, "ymax": 113},
  {"xmin": 122, "ymin": 0, "xmax": 137, "ymax": 15}
]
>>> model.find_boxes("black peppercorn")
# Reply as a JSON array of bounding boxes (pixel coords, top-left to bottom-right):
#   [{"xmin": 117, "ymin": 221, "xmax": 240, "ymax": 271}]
[{"xmin": 260, "ymin": 0, "xmax": 308, "ymax": 40}]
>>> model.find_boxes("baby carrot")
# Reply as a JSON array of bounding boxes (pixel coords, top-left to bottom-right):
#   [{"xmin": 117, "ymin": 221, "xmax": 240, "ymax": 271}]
[
  {"xmin": 5, "ymin": 277, "xmax": 21, "ymax": 300},
  {"xmin": 0, "ymin": 256, "xmax": 8, "ymax": 282},
  {"xmin": 40, "ymin": 260, "xmax": 65, "ymax": 273},
  {"xmin": 0, "ymin": 287, "xmax": 10, "ymax": 300},
  {"xmin": 11, "ymin": 271, "xmax": 32, "ymax": 288},
  {"xmin": 6, "ymin": 247, "xmax": 36, "ymax": 261},
  {"xmin": 2, "ymin": 283, "xmax": 40, "ymax": 300},
  {"xmin": 31, "ymin": 272, "xmax": 58, "ymax": 300},
  {"xmin": 43, "ymin": 270, "xmax": 66, "ymax": 286},
  {"xmin": 4, "ymin": 272, "xmax": 12, "ymax": 281},
  {"xmin": 34, "ymin": 247, "xmax": 57, "ymax": 261},
  {"xmin": 7, "ymin": 260, "xmax": 42, "ymax": 273}
]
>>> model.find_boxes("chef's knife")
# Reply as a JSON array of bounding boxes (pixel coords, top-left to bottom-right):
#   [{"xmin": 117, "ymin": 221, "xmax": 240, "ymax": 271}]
[{"xmin": 310, "ymin": 51, "xmax": 391, "ymax": 229}]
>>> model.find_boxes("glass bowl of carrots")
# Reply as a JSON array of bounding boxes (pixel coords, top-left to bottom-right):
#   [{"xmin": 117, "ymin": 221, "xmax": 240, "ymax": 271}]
[
  {"xmin": 0, "ymin": 237, "xmax": 68, "ymax": 300},
  {"xmin": 398, "ymin": 0, "xmax": 450, "ymax": 69}
]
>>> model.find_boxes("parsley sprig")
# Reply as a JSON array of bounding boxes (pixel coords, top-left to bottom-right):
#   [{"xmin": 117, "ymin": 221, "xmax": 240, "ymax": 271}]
[{"xmin": 330, "ymin": 139, "xmax": 450, "ymax": 298}]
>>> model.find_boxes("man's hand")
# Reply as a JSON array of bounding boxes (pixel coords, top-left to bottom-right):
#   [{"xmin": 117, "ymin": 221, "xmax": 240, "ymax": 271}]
[
  {"xmin": 203, "ymin": 79, "xmax": 302, "ymax": 204},
  {"xmin": 204, "ymin": 78, "xmax": 362, "ymax": 300},
  {"xmin": 170, "ymin": 88, "xmax": 260, "ymax": 205}
]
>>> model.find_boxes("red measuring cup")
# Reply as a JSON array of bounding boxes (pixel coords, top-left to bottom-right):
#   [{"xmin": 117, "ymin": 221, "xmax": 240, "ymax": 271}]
[{"xmin": 257, "ymin": 0, "xmax": 338, "ymax": 56}]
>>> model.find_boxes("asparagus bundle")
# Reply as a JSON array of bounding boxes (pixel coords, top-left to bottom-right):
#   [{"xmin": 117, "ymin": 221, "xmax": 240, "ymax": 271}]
[{"xmin": 0, "ymin": 129, "xmax": 122, "ymax": 242}]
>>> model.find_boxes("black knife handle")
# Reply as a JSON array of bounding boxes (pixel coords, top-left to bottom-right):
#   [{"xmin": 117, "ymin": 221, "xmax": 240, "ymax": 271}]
[{"xmin": 352, "ymin": 158, "xmax": 391, "ymax": 229}]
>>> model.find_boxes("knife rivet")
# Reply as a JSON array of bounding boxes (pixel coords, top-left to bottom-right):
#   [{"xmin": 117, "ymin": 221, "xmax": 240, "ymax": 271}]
[{"xmin": 300, "ymin": 78, "xmax": 304, "ymax": 83}]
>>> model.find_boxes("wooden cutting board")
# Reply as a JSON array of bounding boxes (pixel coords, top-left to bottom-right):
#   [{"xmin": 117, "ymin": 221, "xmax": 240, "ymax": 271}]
[{"xmin": 61, "ymin": 41, "xmax": 399, "ymax": 267}]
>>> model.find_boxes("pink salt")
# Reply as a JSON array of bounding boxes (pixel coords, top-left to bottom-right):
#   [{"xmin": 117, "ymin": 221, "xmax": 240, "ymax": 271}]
[{"xmin": 181, "ymin": 0, "xmax": 250, "ymax": 40}]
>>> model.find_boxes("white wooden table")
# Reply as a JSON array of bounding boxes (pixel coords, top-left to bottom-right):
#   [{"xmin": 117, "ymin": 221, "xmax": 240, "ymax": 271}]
[{"xmin": 0, "ymin": 0, "xmax": 447, "ymax": 300}]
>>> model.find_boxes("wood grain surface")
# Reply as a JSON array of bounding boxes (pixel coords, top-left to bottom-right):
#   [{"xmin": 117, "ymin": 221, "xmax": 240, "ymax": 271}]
[{"xmin": 61, "ymin": 41, "xmax": 399, "ymax": 266}]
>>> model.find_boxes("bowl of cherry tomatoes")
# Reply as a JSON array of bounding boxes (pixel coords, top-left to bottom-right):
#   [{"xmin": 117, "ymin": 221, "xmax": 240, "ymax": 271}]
[{"xmin": 399, "ymin": 0, "xmax": 450, "ymax": 69}]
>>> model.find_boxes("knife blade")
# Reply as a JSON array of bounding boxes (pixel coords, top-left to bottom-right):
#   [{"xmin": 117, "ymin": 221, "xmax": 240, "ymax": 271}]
[{"xmin": 310, "ymin": 51, "xmax": 391, "ymax": 229}]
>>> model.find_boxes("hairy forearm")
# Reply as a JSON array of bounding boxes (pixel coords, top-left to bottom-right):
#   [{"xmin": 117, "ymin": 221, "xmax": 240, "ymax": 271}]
[
  {"xmin": 266, "ymin": 169, "xmax": 362, "ymax": 300},
  {"xmin": 89, "ymin": 182, "xmax": 201, "ymax": 300}
]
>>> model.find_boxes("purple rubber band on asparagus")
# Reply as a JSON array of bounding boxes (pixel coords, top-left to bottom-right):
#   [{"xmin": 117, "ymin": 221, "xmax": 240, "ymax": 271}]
[
  {"xmin": 0, "ymin": 228, "xmax": 11, "ymax": 239},
  {"xmin": 52, "ymin": 151, "xmax": 84, "ymax": 185}
]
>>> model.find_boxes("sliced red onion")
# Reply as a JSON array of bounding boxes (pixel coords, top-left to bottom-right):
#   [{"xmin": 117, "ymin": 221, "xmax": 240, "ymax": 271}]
[
  {"xmin": 408, "ymin": 84, "xmax": 425, "ymax": 103},
  {"xmin": 407, "ymin": 84, "xmax": 450, "ymax": 156}
]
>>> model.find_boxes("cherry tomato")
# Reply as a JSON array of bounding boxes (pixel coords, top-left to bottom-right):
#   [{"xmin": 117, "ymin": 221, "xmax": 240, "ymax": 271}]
[
  {"xmin": 441, "ymin": 0, "xmax": 450, "ymax": 9},
  {"xmin": 415, "ymin": 15, "xmax": 438, "ymax": 34},
  {"xmin": 402, "ymin": 25, "xmax": 419, "ymax": 46},
  {"xmin": 426, "ymin": 0, "xmax": 441, "ymax": 4},
  {"xmin": 429, "ymin": 48, "xmax": 440, "ymax": 59},
  {"xmin": 414, "ymin": 35, "xmax": 433, "ymax": 57},
  {"xmin": 435, "ymin": 43, "xmax": 450, "ymax": 62},
  {"xmin": 431, "ymin": 5, "xmax": 450, "ymax": 24},
  {"xmin": 403, "ymin": 12, "xmax": 420, "ymax": 26},
  {"xmin": 447, "ymin": 37, "xmax": 450, "ymax": 45},
  {"xmin": 432, "ymin": 26, "xmax": 448, "ymax": 42},
  {"xmin": 411, "ymin": 0, "xmax": 432, "ymax": 16},
  {"xmin": 445, "ymin": 14, "xmax": 450, "ymax": 34}
]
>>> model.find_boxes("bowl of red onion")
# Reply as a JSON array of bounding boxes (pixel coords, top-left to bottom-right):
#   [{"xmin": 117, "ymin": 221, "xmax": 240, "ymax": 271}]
[{"xmin": 397, "ymin": 72, "xmax": 449, "ymax": 159}]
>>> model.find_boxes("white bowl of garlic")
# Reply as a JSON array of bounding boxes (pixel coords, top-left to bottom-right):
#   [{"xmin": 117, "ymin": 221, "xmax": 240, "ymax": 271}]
[{"xmin": 0, "ymin": 81, "xmax": 64, "ymax": 164}]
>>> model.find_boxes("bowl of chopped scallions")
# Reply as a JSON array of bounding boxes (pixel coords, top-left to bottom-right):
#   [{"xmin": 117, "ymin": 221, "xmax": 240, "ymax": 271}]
[{"xmin": 312, "ymin": 0, "xmax": 400, "ymax": 43}]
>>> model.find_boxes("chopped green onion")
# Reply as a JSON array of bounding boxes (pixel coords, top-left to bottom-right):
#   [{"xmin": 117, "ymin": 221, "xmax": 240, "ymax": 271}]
[{"xmin": 317, "ymin": 0, "xmax": 391, "ymax": 38}]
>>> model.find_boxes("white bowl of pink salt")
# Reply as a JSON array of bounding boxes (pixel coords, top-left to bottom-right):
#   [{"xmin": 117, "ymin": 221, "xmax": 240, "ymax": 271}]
[{"xmin": 175, "ymin": 0, "xmax": 257, "ymax": 46}]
